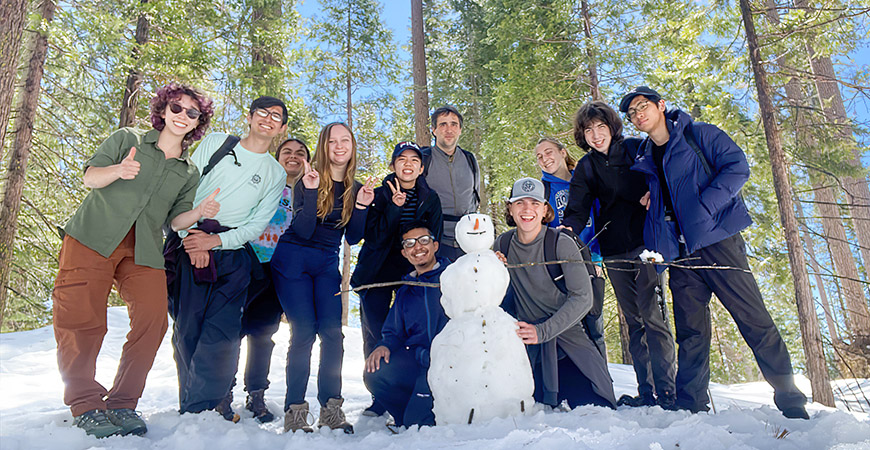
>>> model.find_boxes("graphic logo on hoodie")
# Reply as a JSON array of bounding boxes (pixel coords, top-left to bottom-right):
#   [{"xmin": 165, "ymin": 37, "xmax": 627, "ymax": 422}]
[{"xmin": 554, "ymin": 187, "xmax": 568, "ymax": 221}]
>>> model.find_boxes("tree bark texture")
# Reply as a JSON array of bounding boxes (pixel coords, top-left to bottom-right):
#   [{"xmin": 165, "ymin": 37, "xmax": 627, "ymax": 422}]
[
  {"xmin": 340, "ymin": 4, "xmax": 353, "ymax": 326},
  {"xmin": 580, "ymin": 0, "xmax": 600, "ymax": 101},
  {"xmin": 0, "ymin": 0, "xmax": 28, "ymax": 163},
  {"xmin": 739, "ymin": 0, "xmax": 834, "ymax": 406},
  {"xmin": 0, "ymin": 0, "xmax": 57, "ymax": 329},
  {"xmin": 411, "ymin": 0, "xmax": 430, "ymax": 146},
  {"xmin": 118, "ymin": 0, "xmax": 150, "ymax": 129}
]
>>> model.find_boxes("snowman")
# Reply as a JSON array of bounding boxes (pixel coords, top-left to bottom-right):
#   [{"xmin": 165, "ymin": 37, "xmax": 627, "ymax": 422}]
[{"xmin": 428, "ymin": 213, "xmax": 534, "ymax": 425}]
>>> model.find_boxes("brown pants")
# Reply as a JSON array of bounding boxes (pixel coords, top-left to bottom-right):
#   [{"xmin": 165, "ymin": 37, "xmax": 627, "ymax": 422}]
[{"xmin": 53, "ymin": 229, "xmax": 168, "ymax": 416}]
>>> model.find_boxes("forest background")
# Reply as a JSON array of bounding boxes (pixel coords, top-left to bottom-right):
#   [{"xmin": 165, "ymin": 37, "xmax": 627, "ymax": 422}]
[{"xmin": 0, "ymin": 0, "xmax": 868, "ymax": 410}]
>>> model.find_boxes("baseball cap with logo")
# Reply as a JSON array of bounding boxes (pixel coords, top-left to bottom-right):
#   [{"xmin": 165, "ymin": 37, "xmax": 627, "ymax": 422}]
[
  {"xmin": 509, "ymin": 177, "xmax": 547, "ymax": 203},
  {"xmin": 390, "ymin": 141, "xmax": 423, "ymax": 165}
]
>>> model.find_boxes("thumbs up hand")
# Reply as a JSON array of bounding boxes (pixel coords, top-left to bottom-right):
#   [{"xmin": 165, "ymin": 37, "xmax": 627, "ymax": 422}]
[
  {"xmin": 196, "ymin": 188, "xmax": 221, "ymax": 218},
  {"xmin": 117, "ymin": 147, "xmax": 141, "ymax": 180}
]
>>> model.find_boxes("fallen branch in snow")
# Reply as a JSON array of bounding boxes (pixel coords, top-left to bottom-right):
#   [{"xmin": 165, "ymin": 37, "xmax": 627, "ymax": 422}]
[{"xmin": 334, "ymin": 280, "xmax": 440, "ymax": 295}]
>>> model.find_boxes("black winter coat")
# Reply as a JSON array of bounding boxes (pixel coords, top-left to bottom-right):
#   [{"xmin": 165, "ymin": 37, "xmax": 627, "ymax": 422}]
[
  {"xmin": 562, "ymin": 137, "xmax": 648, "ymax": 257},
  {"xmin": 350, "ymin": 174, "xmax": 443, "ymax": 287}
]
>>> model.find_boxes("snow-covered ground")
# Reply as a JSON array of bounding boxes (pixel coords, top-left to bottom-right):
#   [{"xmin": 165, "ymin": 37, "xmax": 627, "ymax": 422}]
[{"xmin": 1, "ymin": 307, "xmax": 867, "ymax": 450}]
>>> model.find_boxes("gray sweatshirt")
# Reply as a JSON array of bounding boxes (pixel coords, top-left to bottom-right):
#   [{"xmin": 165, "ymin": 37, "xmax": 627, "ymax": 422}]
[
  {"xmin": 494, "ymin": 227, "xmax": 593, "ymax": 342},
  {"xmin": 426, "ymin": 145, "xmax": 479, "ymax": 247}
]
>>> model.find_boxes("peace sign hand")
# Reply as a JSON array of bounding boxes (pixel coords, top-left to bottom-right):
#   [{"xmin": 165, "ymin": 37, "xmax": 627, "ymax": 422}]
[
  {"xmin": 386, "ymin": 178, "xmax": 406, "ymax": 207},
  {"xmin": 301, "ymin": 160, "xmax": 320, "ymax": 189},
  {"xmin": 356, "ymin": 176, "xmax": 376, "ymax": 207}
]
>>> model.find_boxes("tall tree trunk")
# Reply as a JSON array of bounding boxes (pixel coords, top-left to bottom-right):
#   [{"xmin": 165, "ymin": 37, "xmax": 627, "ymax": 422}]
[
  {"xmin": 580, "ymin": 0, "xmax": 600, "ymax": 101},
  {"xmin": 0, "ymin": 0, "xmax": 57, "ymax": 329},
  {"xmin": 118, "ymin": 0, "xmax": 150, "ymax": 129},
  {"xmin": 411, "ymin": 0, "xmax": 430, "ymax": 146},
  {"xmin": 793, "ymin": 190, "xmax": 840, "ymax": 342},
  {"xmin": 340, "ymin": 4, "xmax": 353, "ymax": 327},
  {"xmin": 0, "ymin": 0, "xmax": 28, "ymax": 163},
  {"xmin": 250, "ymin": 0, "xmax": 285, "ymax": 151},
  {"xmin": 739, "ymin": 0, "xmax": 834, "ymax": 406}
]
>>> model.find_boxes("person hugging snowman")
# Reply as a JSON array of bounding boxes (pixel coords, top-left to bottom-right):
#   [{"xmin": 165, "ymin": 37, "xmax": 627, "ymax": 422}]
[{"xmin": 494, "ymin": 177, "xmax": 616, "ymax": 410}]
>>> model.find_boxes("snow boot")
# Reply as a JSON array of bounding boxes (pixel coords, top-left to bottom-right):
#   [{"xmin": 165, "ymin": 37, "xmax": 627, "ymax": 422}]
[
  {"xmin": 73, "ymin": 409, "xmax": 123, "ymax": 439},
  {"xmin": 245, "ymin": 389, "xmax": 274, "ymax": 423},
  {"xmin": 782, "ymin": 406, "xmax": 810, "ymax": 420},
  {"xmin": 617, "ymin": 392, "xmax": 656, "ymax": 407},
  {"xmin": 655, "ymin": 391, "xmax": 678, "ymax": 411},
  {"xmin": 215, "ymin": 392, "xmax": 240, "ymax": 423},
  {"xmin": 318, "ymin": 397, "xmax": 354, "ymax": 434},
  {"xmin": 284, "ymin": 401, "xmax": 314, "ymax": 433},
  {"xmin": 106, "ymin": 408, "xmax": 148, "ymax": 436}
]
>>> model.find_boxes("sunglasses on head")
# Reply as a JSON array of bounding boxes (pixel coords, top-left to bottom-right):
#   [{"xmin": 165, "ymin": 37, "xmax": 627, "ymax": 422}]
[{"xmin": 169, "ymin": 102, "xmax": 202, "ymax": 120}]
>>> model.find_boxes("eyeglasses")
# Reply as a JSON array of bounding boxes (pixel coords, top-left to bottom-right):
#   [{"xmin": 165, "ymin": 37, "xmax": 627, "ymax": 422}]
[
  {"xmin": 255, "ymin": 108, "xmax": 284, "ymax": 123},
  {"xmin": 401, "ymin": 235, "xmax": 435, "ymax": 248},
  {"xmin": 169, "ymin": 102, "xmax": 202, "ymax": 120},
  {"xmin": 626, "ymin": 100, "xmax": 652, "ymax": 121}
]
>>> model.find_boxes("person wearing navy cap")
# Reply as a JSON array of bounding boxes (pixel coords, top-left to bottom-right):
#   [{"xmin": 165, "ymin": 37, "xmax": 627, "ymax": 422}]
[
  {"xmin": 623, "ymin": 86, "xmax": 809, "ymax": 419},
  {"xmin": 351, "ymin": 141, "xmax": 443, "ymax": 416}
]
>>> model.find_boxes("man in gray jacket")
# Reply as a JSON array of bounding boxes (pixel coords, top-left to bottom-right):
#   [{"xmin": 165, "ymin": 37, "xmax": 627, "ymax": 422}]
[{"xmin": 421, "ymin": 106, "xmax": 480, "ymax": 262}]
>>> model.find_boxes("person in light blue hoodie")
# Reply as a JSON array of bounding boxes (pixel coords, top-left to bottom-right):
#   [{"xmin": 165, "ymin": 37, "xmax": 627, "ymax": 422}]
[{"xmin": 534, "ymin": 137, "xmax": 606, "ymax": 356}]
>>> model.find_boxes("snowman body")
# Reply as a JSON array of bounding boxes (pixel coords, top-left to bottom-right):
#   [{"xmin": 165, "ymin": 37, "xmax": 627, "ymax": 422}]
[{"xmin": 428, "ymin": 214, "xmax": 534, "ymax": 425}]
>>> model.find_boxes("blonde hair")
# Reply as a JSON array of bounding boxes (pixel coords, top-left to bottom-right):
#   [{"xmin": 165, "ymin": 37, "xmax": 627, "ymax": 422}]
[
  {"xmin": 536, "ymin": 137, "xmax": 576, "ymax": 171},
  {"xmin": 314, "ymin": 122, "xmax": 358, "ymax": 227}
]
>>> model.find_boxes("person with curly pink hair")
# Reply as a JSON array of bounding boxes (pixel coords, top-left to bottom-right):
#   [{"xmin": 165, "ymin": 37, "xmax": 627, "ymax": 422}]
[{"xmin": 53, "ymin": 82, "xmax": 216, "ymax": 439}]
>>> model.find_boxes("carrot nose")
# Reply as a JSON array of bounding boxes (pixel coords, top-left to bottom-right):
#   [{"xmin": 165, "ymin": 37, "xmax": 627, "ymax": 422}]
[{"xmin": 474, "ymin": 218, "xmax": 480, "ymax": 230}]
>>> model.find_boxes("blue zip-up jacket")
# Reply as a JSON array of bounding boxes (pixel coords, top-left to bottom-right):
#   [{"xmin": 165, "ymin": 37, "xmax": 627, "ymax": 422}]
[
  {"xmin": 377, "ymin": 258, "xmax": 449, "ymax": 368},
  {"xmin": 542, "ymin": 171, "xmax": 601, "ymax": 258},
  {"xmin": 631, "ymin": 109, "xmax": 752, "ymax": 262}
]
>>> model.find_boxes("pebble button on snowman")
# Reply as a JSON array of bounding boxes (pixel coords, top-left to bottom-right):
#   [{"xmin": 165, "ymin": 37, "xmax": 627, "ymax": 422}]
[{"xmin": 428, "ymin": 213, "xmax": 534, "ymax": 425}]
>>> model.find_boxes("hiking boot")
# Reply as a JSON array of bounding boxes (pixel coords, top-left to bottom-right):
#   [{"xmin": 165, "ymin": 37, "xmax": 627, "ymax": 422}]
[
  {"xmin": 215, "ymin": 392, "xmax": 240, "ymax": 423},
  {"xmin": 73, "ymin": 409, "xmax": 123, "ymax": 439},
  {"xmin": 245, "ymin": 389, "xmax": 274, "ymax": 423},
  {"xmin": 318, "ymin": 397, "xmax": 354, "ymax": 434},
  {"xmin": 782, "ymin": 406, "xmax": 810, "ymax": 420},
  {"xmin": 617, "ymin": 392, "xmax": 657, "ymax": 407},
  {"xmin": 656, "ymin": 391, "xmax": 678, "ymax": 411},
  {"xmin": 284, "ymin": 401, "xmax": 314, "ymax": 433},
  {"xmin": 106, "ymin": 408, "xmax": 147, "ymax": 436}
]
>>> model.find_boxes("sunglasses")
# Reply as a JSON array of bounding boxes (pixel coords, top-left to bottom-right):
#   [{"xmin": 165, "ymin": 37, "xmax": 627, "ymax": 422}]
[
  {"xmin": 168, "ymin": 102, "xmax": 202, "ymax": 120},
  {"xmin": 401, "ymin": 235, "xmax": 435, "ymax": 249}
]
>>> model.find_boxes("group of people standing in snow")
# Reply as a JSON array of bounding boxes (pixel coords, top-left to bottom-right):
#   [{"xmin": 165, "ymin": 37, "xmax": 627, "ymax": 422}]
[{"xmin": 51, "ymin": 82, "xmax": 809, "ymax": 439}]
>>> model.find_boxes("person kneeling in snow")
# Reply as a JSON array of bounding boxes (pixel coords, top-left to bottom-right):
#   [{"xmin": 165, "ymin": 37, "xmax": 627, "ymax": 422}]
[
  {"xmin": 495, "ymin": 178, "xmax": 617, "ymax": 410},
  {"xmin": 363, "ymin": 222, "xmax": 449, "ymax": 428}
]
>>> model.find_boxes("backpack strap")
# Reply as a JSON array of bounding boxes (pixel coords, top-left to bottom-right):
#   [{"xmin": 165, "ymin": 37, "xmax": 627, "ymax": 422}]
[
  {"xmin": 499, "ymin": 229, "xmax": 515, "ymax": 259},
  {"xmin": 542, "ymin": 179, "xmax": 551, "ymax": 202},
  {"xmin": 683, "ymin": 125, "xmax": 712, "ymax": 176},
  {"xmin": 464, "ymin": 149, "xmax": 481, "ymax": 206},
  {"xmin": 200, "ymin": 135, "xmax": 241, "ymax": 179},
  {"xmin": 543, "ymin": 227, "xmax": 568, "ymax": 294}
]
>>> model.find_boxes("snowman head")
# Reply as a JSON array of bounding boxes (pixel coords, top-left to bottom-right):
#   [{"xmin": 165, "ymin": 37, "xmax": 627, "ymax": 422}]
[{"xmin": 455, "ymin": 214, "xmax": 495, "ymax": 253}]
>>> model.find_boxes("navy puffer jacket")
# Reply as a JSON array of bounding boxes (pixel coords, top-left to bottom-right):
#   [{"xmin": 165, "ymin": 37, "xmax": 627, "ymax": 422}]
[{"xmin": 631, "ymin": 109, "xmax": 752, "ymax": 261}]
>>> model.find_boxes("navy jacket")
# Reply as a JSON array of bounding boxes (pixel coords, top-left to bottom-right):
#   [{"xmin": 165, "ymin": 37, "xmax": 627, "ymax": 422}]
[
  {"xmin": 350, "ymin": 173, "xmax": 442, "ymax": 287},
  {"xmin": 631, "ymin": 109, "xmax": 752, "ymax": 262},
  {"xmin": 280, "ymin": 179, "xmax": 366, "ymax": 251},
  {"xmin": 377, "ymin": 258, "xmax": 449, "ymax": 368}
]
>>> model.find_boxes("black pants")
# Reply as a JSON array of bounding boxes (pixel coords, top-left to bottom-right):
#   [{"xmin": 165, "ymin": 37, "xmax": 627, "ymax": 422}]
[
  {"xmin": 239, "ymin": 261, "xmax": 284, "ymax": 393},
  {"xmin": 583, "ymin": 276, "xmax": 607, "ymax": 357},
  {"xmin": 532, "ymin": 356, "xmax": 613, "ymax": 409},
  {"xmin": 363, "ymin": 348, "xmax": 435, "ymax": 427},
  {"xmin": 606, "ymin": 247, "xmax": 676, "ymax": 397},
  {"xmin": 670, "ymin": 233, "xmax": 806, "ymax": 412}
]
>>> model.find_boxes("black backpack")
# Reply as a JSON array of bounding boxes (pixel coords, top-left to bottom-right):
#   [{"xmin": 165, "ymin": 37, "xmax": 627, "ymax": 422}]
[{"xmin": 200, "ymin": 135, "xmax": 241, "ymax": 179}]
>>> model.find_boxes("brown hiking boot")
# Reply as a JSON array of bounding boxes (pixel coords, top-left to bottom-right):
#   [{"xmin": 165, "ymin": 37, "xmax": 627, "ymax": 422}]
[
  {"xmin": 215, "ymin": 392, "xmax": 240, "ymax": 423},
  {"xmin": 245, "ymin": 389, "xmax": 274, "ymax": 423},
  {"xmin": 318, "ymin": 397, "xmax": 353, "ymax": 434},
  {"xmin": 284, "ymin": 401, "xmax": 313, "ymax": 433}
]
